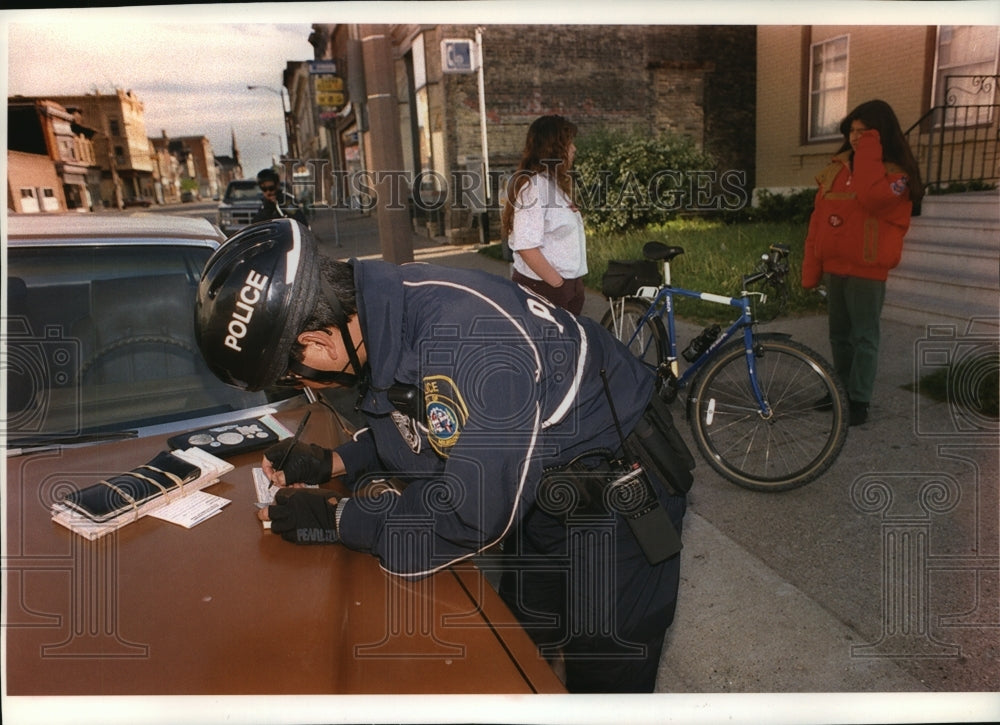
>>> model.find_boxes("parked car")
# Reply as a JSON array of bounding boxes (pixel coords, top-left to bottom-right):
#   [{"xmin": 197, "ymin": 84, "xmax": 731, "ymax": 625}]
[
  {"xmin": 216, "ymin": 178, "xmax": 262, "ymax": 236},
  {"xmin": 6, "ymin": 212, "xmax": 300, "ymax": 452},
  {"xmin": 4, "ymin": 212, "xmax": 564, "ymax": 700}
]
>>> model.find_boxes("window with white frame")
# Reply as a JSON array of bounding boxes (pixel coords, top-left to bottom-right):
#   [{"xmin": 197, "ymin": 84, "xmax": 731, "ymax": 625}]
[
  {"xmin": 809, "ymin": 35, "xmax": 849, "ymax": 141},
  {"xmin": 934, "ymin": 25, "xmax": 1000, "ymax": 126}
]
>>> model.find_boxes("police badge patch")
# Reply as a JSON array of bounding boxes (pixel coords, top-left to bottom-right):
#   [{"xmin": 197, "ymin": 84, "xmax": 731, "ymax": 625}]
[{"xmin": 423, "ymin": 374, "xmax": 469, "ymax": 457}]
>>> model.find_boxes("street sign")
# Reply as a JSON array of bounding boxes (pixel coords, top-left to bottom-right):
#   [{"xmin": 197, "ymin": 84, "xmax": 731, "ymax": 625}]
[
  {"xmin": 441, "ymin": 39, "xmax": 476, "ymax": 73},
  {"xmin": 317, "ymin": 92, "xmax": 346, "ymax": 108},
  {"xmin": 314, "ymin": 71, "xmax": 346, "ymax": 118},
  {"xmin": 315, "ymin": 77, "xmax": 344, "ymax": 92},
  {"xmin": 309, "ymin": 60, "xmax": 338, "ymax": 75}
]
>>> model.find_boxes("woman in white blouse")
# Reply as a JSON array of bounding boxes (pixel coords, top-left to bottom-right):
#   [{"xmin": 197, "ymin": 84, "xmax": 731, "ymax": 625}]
[{"xmin": 501, "ymin": 115, "xmax": 587, "ymax": 315}]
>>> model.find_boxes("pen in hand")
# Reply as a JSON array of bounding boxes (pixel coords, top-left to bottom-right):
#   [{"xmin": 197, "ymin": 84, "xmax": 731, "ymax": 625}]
[{"xmin": 274, "ymin": 410, "xmax": 311, "ymax": 476}]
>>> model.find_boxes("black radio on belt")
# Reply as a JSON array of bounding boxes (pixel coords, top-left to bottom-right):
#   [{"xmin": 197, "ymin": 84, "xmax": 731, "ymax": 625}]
[
  {"xmin": 600, "ymin": 370, "xmax": 682, "ymax": 565},
  {"xmin": 606, "ymin": 461, "xmax": 682, "ymax": 564}
]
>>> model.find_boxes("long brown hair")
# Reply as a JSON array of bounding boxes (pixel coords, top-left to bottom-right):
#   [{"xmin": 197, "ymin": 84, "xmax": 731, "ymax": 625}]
[
  {"xmin": 837, "ymin": 99, "xmax": 924, "ymax": 210},
  {"xmin": 501, "ymin": 115, "xmax": 579, "ymax": 238}
]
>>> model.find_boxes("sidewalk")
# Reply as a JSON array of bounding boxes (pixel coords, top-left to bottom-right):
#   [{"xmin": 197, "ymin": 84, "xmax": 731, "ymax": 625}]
[{"xmin": 311, "ymin": 210, "xmax": 1000, "ymax": 701}]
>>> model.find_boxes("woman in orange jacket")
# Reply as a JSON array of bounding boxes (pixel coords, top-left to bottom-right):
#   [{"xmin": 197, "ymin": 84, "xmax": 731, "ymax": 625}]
[{"xmin": 802, "ymin": 99, "xmax": 923, "ymax": 426}]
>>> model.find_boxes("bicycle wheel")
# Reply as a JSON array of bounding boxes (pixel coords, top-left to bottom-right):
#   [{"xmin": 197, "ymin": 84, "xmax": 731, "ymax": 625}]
[
  {"xmin": 600, "ymin": 298, "xmax": 666, "ymax": 370},
  {"xmin": 687, "ymin": 333, "xmax": 848, "ymax": 491}
]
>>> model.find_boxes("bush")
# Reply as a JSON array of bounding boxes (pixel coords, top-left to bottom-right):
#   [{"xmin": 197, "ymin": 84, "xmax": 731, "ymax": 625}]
[
  {"xmin": 724, "ymin": 188, "xmax": 818, "ymax": 225},
  {"xmin": 582, "ymin": 219, "xmax": 824, "ymax": 322},
  {"xmin": 573, "ymin": 128, "xmax": 720, "ymax": 234}
]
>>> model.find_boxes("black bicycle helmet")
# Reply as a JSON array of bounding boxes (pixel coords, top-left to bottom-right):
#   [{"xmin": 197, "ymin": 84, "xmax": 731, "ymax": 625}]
[{"xmin": 194, "ymin": 218, "xmax": 321, "ymax": 391}]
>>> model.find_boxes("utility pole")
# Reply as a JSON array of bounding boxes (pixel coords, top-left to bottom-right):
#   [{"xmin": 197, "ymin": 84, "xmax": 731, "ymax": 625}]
[
  {"xmin": 359, "ymin": 24, "xmax": 413, "ymax": 264},
  {"xmin": 475, "ymin": 27, "xmax": 491, "ymax": 243}
]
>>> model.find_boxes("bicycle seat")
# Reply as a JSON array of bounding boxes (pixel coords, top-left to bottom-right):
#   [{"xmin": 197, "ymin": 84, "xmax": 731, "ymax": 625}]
[{"xmin": 643, "ymin": 241, "xmax": 685, "ymax": 261}]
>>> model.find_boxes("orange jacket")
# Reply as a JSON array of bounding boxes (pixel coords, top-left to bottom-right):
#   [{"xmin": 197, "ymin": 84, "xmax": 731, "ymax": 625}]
[{"xmin": 801, "ymin": 130, "xmax": 914, "ymax": 288}]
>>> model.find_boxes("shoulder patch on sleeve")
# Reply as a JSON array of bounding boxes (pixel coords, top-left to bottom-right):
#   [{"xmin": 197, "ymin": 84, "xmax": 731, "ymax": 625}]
[{"xmin": 423, "ymin": 375, "xmax": 469, "ymax": 457}]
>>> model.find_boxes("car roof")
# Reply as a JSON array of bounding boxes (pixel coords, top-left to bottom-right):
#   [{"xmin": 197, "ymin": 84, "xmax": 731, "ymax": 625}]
[{"xmin": 6, "ymin": 213, "xmax": 226, "ymax": 247}]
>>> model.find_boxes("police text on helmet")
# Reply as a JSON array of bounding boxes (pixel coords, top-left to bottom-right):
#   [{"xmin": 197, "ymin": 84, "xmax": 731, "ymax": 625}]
[{"xmin": 225, "ymin": 270, "xmax": 269, "ymax": 352}]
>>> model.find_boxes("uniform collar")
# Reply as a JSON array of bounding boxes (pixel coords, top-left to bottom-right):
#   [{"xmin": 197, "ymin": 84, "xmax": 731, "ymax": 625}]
[{"xmin": 353, "ymin": 260, "xmax": 407, "ymax": 414}]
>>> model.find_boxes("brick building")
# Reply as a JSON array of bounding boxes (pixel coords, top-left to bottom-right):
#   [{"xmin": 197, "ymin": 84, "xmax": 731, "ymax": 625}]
[
  {"xmin": 36, "ymin": 89, "xmax": 155, "ymax": 208},
  {"xmin": 297, "ymin": 24, "xmax": 756, "ymax": 242},
  {"xmin": 7, "ymin": 97, "xmax": 100, "ymax": 211},
  {"xmin": 152, "ymin": 134, "xmax": 221, "ymax": 201}
]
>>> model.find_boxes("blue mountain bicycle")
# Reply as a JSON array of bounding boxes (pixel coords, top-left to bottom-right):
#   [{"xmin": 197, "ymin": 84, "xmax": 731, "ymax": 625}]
[{"xmin": 601, "ymin": 241, "xmax": 849, "ymax": 491}]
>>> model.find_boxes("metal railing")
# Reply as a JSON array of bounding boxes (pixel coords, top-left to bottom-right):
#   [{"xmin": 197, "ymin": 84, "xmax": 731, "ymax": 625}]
[{"xmin": 905, "ymin": 75, "xmax": 999, "ymax": 191}]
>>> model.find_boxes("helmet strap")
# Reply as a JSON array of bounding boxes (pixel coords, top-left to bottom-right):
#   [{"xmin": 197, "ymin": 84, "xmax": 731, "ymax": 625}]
[
  {"xmin": 284, "ymin": 357, "xmax": 369, "ymax": 388},
  {"xmin": 320, "ymin": 276, "xmax": 365, "ymax": 388}
]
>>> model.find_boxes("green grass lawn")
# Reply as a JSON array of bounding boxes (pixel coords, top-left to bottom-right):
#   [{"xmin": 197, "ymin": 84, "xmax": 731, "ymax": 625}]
[{"xmin": 483, "ymin": 218, "xmax": 826, "ymax": 324}]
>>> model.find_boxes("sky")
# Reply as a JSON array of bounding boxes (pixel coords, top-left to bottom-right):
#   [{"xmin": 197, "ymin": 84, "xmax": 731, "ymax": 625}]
[
  {"xmin": 3, "ymin": 2, "xmax": 997, "ymax": 182},
  {"xmin": 5, "ymin": 14, "xmax": 314, "ymax": 177}
]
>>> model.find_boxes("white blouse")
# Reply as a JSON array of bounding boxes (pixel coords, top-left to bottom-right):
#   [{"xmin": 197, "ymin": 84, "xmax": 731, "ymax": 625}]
[{"xmin": 508, "ymin": 172, "xmax": 587, "ymax": 280}]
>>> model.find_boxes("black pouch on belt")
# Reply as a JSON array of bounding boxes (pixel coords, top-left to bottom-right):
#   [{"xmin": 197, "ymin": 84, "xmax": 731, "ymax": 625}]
[
  {"xmin": 624, "ymin": 394, "xmax": 696, "ymax": 496},
  {"xmin": 538, "ymin": 450, "xmax": 683, "ymax": 565}
]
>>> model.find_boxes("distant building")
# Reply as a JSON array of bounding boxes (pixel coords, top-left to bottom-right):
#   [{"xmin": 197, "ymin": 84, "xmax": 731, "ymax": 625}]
[
  {"xmin": 158, "ymin": 134, "xmax": 220, "ymax": 201},
  {"xmin": 296, "ymin": 24, "xmax": 757, "ymax": 242},
  {"xmin": 7, "ymin": 97, "xmax": 100, "ymax": 211},
  {"xmin": 757, "ymin": 24, "xmax": 1000, "ymax": 194},
  {"xmin": 215, "ymin": 128, "xmax": 245, "ymax": 187},
  {"xmin": 33, "ymin": 89, "xmax": 155, "ymax": 208}
]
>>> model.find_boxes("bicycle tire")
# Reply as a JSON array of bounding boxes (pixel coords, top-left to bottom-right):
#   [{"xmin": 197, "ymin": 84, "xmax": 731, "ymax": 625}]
[
  {"xmin": 687, "ymin": 334, "xmax": 849, "ymax": 491},
  {"xmin": 600, "ymin": 298, "xmax": 667, "ymax": 370}
]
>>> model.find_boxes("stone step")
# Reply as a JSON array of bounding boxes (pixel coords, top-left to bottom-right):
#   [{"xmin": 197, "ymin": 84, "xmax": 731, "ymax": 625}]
[
  {"xmin": 895, "ymin": 247, "xmax": 998, "ymax": 288},
  {"xmin": 904, "ymin": 217, "xmax": 998, "ymax": 251},
  {"xmin": 884, "ymin": 191, "xmax": 999, "ymax": 328},
  {"xmin": 919, "ymin": 190, "xmax": 999, "ymax": 221},
  {"xmin": 888, "ymin": 267, "xmax": 998, "ymax": 306},
  {"xmin": 882, "ymin": 290, "xmax": 999, "ymax": 329}
]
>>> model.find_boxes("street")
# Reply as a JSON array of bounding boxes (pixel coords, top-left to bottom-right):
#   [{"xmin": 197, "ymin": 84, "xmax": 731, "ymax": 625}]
[{"xmin": 141, "ymin": 203, "xmax": 998, "ymax": 701}]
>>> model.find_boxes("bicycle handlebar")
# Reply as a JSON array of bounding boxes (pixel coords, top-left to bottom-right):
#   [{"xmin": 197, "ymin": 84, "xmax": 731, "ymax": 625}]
[{"xmin": 742, "ymin": 244, "xmax": 790, "ymax": 288}]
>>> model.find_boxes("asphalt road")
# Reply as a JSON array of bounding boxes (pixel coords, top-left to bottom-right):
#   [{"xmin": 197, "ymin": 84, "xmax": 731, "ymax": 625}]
[{"xmin": 149, "ymin": 203, "xmax": 998, "ymax": 717}]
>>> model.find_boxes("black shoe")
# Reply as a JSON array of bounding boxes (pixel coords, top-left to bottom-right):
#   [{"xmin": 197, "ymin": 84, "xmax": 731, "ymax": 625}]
[{"xmin": 849, "ymin": 400, "xmax": 869, "ymax": 426}]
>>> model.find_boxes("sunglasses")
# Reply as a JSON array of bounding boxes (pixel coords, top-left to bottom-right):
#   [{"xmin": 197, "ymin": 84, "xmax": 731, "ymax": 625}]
[{"xmin": 259, "ymin": 184, "xmax": 277, "ymax": 192}]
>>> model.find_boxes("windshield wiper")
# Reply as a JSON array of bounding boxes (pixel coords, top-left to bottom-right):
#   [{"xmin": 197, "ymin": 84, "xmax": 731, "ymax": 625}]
[{"xmin": 5, "ymin": 430, "xmax": 139, "ymax": 456}]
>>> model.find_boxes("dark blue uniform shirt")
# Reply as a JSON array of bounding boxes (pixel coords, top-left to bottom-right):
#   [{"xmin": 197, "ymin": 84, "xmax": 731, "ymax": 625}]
[{"xmin": 335, "ymin": 260, "xmax": 654, "ymax": 576}]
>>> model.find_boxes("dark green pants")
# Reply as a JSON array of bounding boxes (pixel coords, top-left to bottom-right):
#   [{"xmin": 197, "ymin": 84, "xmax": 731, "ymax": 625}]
[{"xmin": 825, "ymin": 274, "xmax": 886, "ymax": 404}]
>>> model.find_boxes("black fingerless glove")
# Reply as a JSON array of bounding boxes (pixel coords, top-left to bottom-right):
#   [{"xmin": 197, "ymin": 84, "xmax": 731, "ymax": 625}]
[
  {"xmin": 264, "ymin": 441, "xmax": 333, "ymax": 486},
  {"xmin": 268, "ymin": 488, "xmax": 340, "ymax": 544}
]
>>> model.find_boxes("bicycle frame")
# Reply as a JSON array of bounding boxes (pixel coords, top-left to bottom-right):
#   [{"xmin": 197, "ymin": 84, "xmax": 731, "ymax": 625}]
[{"xmin": 609, "ymin": 274, "xmax": 772, "ymax": 416}]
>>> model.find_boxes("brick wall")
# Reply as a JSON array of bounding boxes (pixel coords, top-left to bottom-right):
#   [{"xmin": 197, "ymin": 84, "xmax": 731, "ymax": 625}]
[
  {"xmin": 425, "ymin": 25, "xmax": 756, "ymax": 235},
  {"xmin": 7, "ymin": 150, "xmax": 67, "ymax": 212}
]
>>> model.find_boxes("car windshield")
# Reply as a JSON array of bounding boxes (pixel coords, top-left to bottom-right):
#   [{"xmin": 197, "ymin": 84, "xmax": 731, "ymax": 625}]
[
  {"xmin": 7, "ymin": 243, "xmax": 296, "ymax": 446},
  {"xmin": 226, "ymin": 185, "xmax": 261, "ymax": 202}
]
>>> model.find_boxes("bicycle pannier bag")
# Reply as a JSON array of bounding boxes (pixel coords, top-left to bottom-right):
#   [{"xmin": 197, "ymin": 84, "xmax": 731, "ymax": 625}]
[{"xmin": 601, "ymin": 260, "xmax": 660, "ymax": 298}]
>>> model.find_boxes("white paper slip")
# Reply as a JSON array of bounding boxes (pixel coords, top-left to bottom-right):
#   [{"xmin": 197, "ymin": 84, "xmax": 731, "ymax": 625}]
[
  {"xmin": 259, "ymin": 413, "xmax": 295, "ymax": 439},
  {"xmin": 253, "ymin": 467, "xmax": 280, "ymax": 529},
  {"xmin": 148, "ymin": 490, "xmax": 231, "ymax": 528}
]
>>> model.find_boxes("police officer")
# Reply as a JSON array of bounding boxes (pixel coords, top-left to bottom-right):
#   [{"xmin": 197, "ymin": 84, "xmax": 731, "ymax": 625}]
[{"xmin": 193, "ymin": 218, "xmax": 694, "ymax": 693}]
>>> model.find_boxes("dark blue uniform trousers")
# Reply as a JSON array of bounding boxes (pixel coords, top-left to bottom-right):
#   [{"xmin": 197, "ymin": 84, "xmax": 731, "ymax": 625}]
[{"xmin": 499, "ymin": 484, "xmax": 686, "ymax": 693}]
